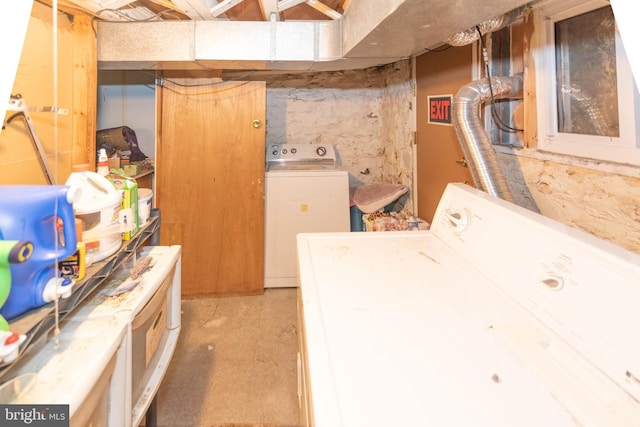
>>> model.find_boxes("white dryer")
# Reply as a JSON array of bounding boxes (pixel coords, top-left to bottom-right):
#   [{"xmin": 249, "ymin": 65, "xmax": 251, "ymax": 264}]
[
  {"xmin": 264, "ymin": 143, "xmax": 350, "ymax": 288},
  {"xmin": 296, "ymin": 183, "xmax": 640, "ymax": 426}
]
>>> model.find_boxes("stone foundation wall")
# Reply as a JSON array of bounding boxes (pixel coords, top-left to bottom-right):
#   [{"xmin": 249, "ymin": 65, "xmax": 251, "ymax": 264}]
[{"xmin": 264, "ymin": 60, "xmax": 414, "ymax": 211}]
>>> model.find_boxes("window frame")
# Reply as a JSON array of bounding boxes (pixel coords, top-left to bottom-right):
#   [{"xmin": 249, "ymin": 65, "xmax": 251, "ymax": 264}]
[{"xmin": 533, "ymin": 0, "xmax": 640, "ymax": 166}]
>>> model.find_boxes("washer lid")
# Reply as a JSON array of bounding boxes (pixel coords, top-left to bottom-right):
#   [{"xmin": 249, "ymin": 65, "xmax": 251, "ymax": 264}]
[{"xmin": 266, "ymin": 143, "xmax": 336, "ymax": 170}]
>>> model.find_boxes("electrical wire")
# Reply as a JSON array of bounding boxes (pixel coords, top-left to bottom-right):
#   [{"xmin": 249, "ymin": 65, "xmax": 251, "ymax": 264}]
[
  {"xmin": 152, "ymin": 71, "xmax": 257, "ymax": 89},
  {"xmin": 475, "ymin": 25, "xmax": 523, "ymax": 134},
  {"xmin": 422, "ymin": 44, "xmax": 452, "ymax": 53},
  {"xmin": 90, "ymin": 8, "xmax": 184, "ymax": 34}
]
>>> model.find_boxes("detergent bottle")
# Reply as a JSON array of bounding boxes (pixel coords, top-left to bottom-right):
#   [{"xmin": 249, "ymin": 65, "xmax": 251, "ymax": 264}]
[
  {"xmin": 97, "ymin": 148, "xmax": 109, "ymax": 176},
  {"xmin": 0, "ymin": 185, "xmax": 79, "ymax": 321}
]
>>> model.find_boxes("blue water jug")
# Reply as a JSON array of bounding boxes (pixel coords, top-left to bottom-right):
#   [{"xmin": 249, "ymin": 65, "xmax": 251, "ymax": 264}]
[{"xmin": 0, "ymin": 185, "xmax": 79, "ymax": 320}]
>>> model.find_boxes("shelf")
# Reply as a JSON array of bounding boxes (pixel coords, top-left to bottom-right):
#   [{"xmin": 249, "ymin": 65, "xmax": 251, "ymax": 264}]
[{"xmin": 0, "ymin": 215, "xmax": 160, "ymax": 380}]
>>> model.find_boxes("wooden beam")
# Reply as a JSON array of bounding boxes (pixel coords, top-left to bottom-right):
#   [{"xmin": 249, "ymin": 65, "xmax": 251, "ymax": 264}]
[
  {"xmin": 49, "ymin": 0, "xmax": 101, "ymax": 18},
  {"xmin": 61, "ymin": 0, "xmax": 137, "ymax": 13},
  {"xmin": 305, "ymin": 0, "xmax": 341, "ymax": 19},
  {"xmin": 71, "ymin": 14, "xmax": 97, "ymax": 167},
  {"xmin": 54, "ymin": 0, "xmax": 132, "ymax": 20},
  {"xmin": 278, "ymin": 0, "xmax": 306, "ymax": 12},
  {"xmin": 146, "ymin": 0, "xmax": 187, "ymax": 14},
  {"xmin": 210, "ymin": 0, "xmax": 245, "ymax": 17}
]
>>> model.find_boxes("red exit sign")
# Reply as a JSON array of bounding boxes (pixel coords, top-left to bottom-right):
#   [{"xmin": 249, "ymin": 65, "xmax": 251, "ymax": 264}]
[{"xmin": 428, "ymin": 95, "xmax": 453, "ymax": 126}]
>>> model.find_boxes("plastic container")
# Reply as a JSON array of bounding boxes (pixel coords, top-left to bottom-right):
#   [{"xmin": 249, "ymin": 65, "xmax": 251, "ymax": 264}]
[
  {"xmin": 350, "ymin": 205, "xmax": 364, "ymax": 232},
  {"xmin": 66, "ymin": 165, "xmax": 122, "ymax": 262},
  {"xmin": 138, "ymin": 188, "xmax": 153, "ymax": 225},
  {"xmin": 0, "ymin": 185, "xmax": 79, "ymax": 320},
  {"xmin": 97, "ymin": 148, "xmax": 109, "ymax": 176}
]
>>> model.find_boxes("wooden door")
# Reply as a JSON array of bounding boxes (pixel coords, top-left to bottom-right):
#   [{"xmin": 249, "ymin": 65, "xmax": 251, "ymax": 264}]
[
  {"xmin": 157, "ymin": 77, "xmax": 266, "ymax": 297},
  {"xmin": 416, "ymin": 45, "xmax": 474, "ymax": 223}
]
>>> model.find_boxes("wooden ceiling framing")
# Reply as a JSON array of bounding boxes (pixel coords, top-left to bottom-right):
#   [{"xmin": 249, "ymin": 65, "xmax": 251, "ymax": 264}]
[{"xmin": 51, "ymin": 0, "xmax": 349, "ymax": 22}]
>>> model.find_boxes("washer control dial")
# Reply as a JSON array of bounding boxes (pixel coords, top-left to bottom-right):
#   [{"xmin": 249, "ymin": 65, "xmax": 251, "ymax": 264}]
[{"xmin": 445, "ymin": 209, "xmax": 469, "ymax": 232}]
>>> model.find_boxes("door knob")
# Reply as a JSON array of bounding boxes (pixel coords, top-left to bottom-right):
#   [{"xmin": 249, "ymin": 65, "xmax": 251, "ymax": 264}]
[
  {"xmin": 456, "ymin": 158, "xmax": 468, "ymax": 168},
  {"xmin": 252, "ymin": 119, "xmax": 262, "ymax": 129}
]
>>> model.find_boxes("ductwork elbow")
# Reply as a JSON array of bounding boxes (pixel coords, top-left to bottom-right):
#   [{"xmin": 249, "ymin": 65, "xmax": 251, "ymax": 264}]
[{"xmin": 452, "ymin": 73, "xmax": 523, "ymax": 202}]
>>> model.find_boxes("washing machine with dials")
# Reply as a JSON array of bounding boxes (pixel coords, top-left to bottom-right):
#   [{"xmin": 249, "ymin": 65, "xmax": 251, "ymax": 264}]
[{"xmin": 264, "ymin": 143, "xmax": 350, "ymax": 288}]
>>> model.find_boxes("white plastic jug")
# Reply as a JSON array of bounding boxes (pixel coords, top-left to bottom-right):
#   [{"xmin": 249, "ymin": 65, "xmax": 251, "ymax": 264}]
[{"xmin": 66, "ymin": 165, "xmax": 122, "ymax": 262}]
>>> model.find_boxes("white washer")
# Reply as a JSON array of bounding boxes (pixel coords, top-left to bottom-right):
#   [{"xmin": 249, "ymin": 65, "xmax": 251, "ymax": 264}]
[{"xmin": 265, "ymin": 144, "xmax": 350, "ymax": 288}]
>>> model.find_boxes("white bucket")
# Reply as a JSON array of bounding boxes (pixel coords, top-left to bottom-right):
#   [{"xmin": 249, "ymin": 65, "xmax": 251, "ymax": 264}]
[
  {"xmin": 138, "ymin": 188, "xmax": 153, "ymax": 225},
  {"xmin": 66, "ymin": 170, "xmax": 122, "ymax": 262}
]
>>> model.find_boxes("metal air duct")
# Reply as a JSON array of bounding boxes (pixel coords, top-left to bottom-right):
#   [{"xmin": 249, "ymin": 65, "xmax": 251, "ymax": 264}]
[
  {"xmin": 96, "ymin": 0, "xmax": 533, "ymax": 71},
  {"xmin": 451, "ymin": 74, "xmax": 523, "ymax": 202},
  {"xmin": 445, "ymin": 7, "xmax": 525, "ymax": 47}
]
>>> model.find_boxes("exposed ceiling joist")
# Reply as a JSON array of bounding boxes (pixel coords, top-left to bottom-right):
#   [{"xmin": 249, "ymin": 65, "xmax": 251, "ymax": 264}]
[
  {"xmin": 97, "ymin": 0, "xmax": 534, "ymax": 72},
  {"xmin": 278, "ymin": 0, "xmax": 307, "ymax": 13},
  {"xmin": 145, "ymin": 0, "xmax": 188, "ymax": 15},
  {"xmin": 306, "ymin": 0, "xmax": 341, "ymax": 19},
  {"xmin": 210, "ymin": 0, "xmax": 244, "ymax": 16},
  {"xmin": 58, "ymin": 0, "xmax": 348, "ymax": 21}
]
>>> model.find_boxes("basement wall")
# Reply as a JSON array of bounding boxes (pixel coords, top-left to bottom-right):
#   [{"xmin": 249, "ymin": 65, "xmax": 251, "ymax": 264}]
[
  {"xmin": 498, "ymin": 151, "xmax": 640, "ymax": 254},
  {"xmin": 262, "ymin": 60, "xmax": 414, "ymax": 210},
  {"xmin": 280, "ymin": 56, "xmax": 640, "ymax": 254}
]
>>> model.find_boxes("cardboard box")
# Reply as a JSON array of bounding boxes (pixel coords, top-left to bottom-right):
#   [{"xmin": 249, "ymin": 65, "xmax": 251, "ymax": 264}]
[
  {"xmin": 108, "ymin": 175, "xmax": 139, "ymax": 240},
  {"xmin": 108, "ymin": 157, "xmax": 120, "ymax": 170}
]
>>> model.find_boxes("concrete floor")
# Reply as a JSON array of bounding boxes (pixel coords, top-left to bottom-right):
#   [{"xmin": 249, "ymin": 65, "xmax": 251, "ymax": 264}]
[{"xmin": 153, "ymin": 288, "xmax": 300, "ymax": 427}]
